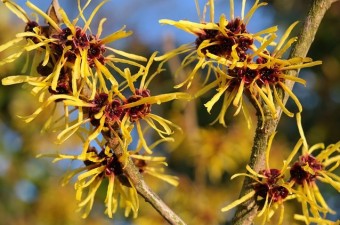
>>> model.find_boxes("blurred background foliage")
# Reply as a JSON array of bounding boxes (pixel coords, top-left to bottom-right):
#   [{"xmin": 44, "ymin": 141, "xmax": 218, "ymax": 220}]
[{"xmin": 0, "ymin": 0, "xmax": 339, "ymax": 224}]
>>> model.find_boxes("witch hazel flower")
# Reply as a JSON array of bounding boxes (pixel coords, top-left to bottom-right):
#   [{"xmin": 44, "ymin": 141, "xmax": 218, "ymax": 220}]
[
  {"xmin": 289, "ymin": 144, "xmax": 340, "ymax": 224},
  {"xmin": 156, "ymin": 0, "xmax": 277, "ymax": 88},
  {"xmin": 39, "ymin": 132, "xmax": 178, "ymax": 219},
  {"xmin": 286, "ymin": 113, "xmax": 340, "ymax": 224},
  {"xmin": 221, "ymin": 132, "xmax": 300, "ymax": 225},
  {"xmin": 55, "ymin": 53, "xmax": 190, "ymax": 158},
  {"xmin": 49, "ymin": 145, "xmax": 140, "ymax": 219},
  {"xmin": 207, "ymin": 24, "xmax": 320, "ymax": 127},
  {"xmin": 155, "ymin": 0, "xmax": 321, "ymax": 127},
  {"xmin": 87, "ymin": 54, "xmax": 189, "ymax": 154},
  {"xmin": 221, "ymin": 113, "xmax": 340, "ymax": 224},
  {"xmin": 0, "ymin": 0, "xmax": 147, "ymax": 125},
  {"xmin": 193, "ymin": 21, "xmax": 321, "ymax": 128},
  {"xmin": 244, "ymin": 26, "xmax": 322, "ymax": 122},
  {"xmin": 118, "ymin": 55, "xmax": 190, "ymax": 154},
  {"xmin": 1, "ymin": 0, "xmax": 146, "ymax": 95}
]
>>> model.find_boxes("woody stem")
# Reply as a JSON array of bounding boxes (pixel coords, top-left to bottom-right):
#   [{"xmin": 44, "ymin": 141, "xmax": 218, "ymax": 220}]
[
  {"xmin": 232, "ymin": 0, "xmax": 336, "ymax": 224},
  {"xmin": 104, "ymin": 133, "xmax": 186, "ymax": 225}
]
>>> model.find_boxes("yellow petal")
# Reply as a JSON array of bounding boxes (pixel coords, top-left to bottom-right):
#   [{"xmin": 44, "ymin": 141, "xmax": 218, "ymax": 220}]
[
  {"xmin": 233, "ymin": 79, "xmax": 245, "ymax": 107},
  {"xmin": 221, "ymin": 190, "xmax": 256, "ymax": 212},
  {"xmin": 274, "ymin": 21, "xmax": 299, "ymax": 54},
  {"xmin": 100, "ymin": 26, "xmax": 132, "ymax": 44},
  {"xmin": 26, "ymin": 1, "xmax": 61, "ymax": 32},
  {"xmin": 3, "ymin": 1, "xmax": 29, "ymax": 22},
  {"xmin": 105, "ymin": 175, "xmax": 115, "ymax": 218},
  {"xmin": 94, "ymin": 58, "xmax": 118, "ymax": 86},
  {"xmin": 145, "ymin": 170, "xmax": 179, "ymax": 186},
  {"xmin": 154, "ymin": 44, "xmax": 193, "ymax": 61},
  {"xmin": 82, "ymin": 0, "xmax": 109, "ymax": 32},
  {"xmin": 136, "ymin": 121, "xmax": 153, "ymax": 154},
  {"xmin": 279, "ymin": 82, "xmax": 303, "ymax": 113},
  {"xmin": 88, "ymin": 116, "xmax": 106, "ymax": 141},
  {"xmin": 244, "ymin": 1, "xmax": 267, "ymax": 24},
  {"xmin": 273, "ymin": 86, "xmax": 294, "ymax": 117},
  {"xmin": 122, "ymin": 92, "xmax": 191, "ymax": 109},
  {"xmin": 107, "ymin": 47, "xmax": 147, "ymax": 62},
  {"xmin": 204, "ymin": 85, "xmax": 229, "ymax": 113},
  {"xmin": 254, "ymin": 85, "xmax": 277, "ymax": 118}
]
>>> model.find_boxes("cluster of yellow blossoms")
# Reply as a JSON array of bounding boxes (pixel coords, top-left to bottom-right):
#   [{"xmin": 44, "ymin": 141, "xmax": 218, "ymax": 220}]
[
  {"xmin": 156, "ymin": 0, "xmax": 321, "ymax": 127},
  {"xmin": 0, "ymin": 0, "xmax": 185, "ymax": 218},
  {"xmin": 155, "ymin": 0, "xmax": 339, "ymax": 224},
  {"xmin": 222, "ymin": 114, "xmax": 340, "ymax": 224},
  {"xmin": 1, "ymin": 0, "xmax": 339, "ymax": 224}
]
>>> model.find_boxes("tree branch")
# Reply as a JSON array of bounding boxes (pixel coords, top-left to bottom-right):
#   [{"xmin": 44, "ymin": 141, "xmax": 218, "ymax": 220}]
[
  {"xmin": 105, "ymin": 135, "xmax": 186, "ymax": 225},
  {"xmin": 232, "ymin": 0, "xmax": 335, "ymax": 224}
]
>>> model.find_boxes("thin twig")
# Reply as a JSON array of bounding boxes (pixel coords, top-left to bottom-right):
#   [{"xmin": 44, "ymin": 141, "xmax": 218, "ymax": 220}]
[
  {"xmin": 105, "ymin": 135, "xmax": 186, "ymax": 225},
  {"xmin": 232, "ymin": 0, "xmax": 335, "ymax": 224}
]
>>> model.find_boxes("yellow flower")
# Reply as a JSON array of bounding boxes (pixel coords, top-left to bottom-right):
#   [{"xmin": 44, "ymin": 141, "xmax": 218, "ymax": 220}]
[
  {"xmin": 70, "ymin": 53, "xmax": 191, "ymax": 157},
  {"xmin": 0, "ymin": 0, "xmax": 55, "ymax": 69},
  {"xmin": 1, "ymin": 0, "xmax": 146, "ymax": 100},
  {"xmin": 39, "ymin": 135, "xmax": 179, "ymax": 219},
  {"xmin": 50, "ymin": 53, "xmax": 189, "ymax": 159},
  {"xmin": 0, "ymin": 0, "xmax": 151, "ymax": 151},
  {"xmin": 156, "ymin": 0, "xmax": 277, "ymax": 87},
  {"xmin": 287, "ymin": 113, "xmax": 340, "ymax": 223},
  {"xmin": 221, "ymin": 132, "xmax": 299, "ymax": 225},
  {"xmin": 246, "ymin": 24, "xmax": 322, "ymax": 122},
  {"xmin": 54, "ymin": 146, "xmax": 139, "ymax": 219},
  {"xmin": 155, "ymin": 0, "xmax": 321, "ymax": 127},
  {"xmin": 197, "ymin": 22, "xmax": 321, "ymax": 127},
  {"xmin": 222, "ymin": 114, "xmax": 340, "ymax": 224}
]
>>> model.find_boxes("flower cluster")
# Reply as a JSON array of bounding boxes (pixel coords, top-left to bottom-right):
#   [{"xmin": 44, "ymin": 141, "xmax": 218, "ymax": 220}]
[
  {"xmin": 43, "ymin": 142, "xmax": 179, "ymax": 219},
  {"xmin": 221, "ymin": 115, "xmax": 340, "ymax": 224},
  {"xmin": 0, "ymin": 0, "xmax": 334, "ymax": 224},
  {"xmin": 156, "ymin": 0, "xmax": 321, "ymax": 126},
  {"xmin": 0, "ymin": 0, "xmax": 186, "ymax": 218}
]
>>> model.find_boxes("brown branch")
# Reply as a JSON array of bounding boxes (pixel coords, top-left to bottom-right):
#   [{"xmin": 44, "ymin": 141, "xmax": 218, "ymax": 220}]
[
  {"xmin": 105, "ymin": 135, "xmax": 186, "ymax": 225},
  {"xmin": 232, "ymin": 0, "xmax": 335, "ymax": 224}
]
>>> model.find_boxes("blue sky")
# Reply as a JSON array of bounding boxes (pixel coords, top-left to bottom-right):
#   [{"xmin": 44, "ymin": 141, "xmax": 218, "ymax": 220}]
[{"xmin": 8, "ymin": 0, "xmax": 274, "ymax": 49}]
